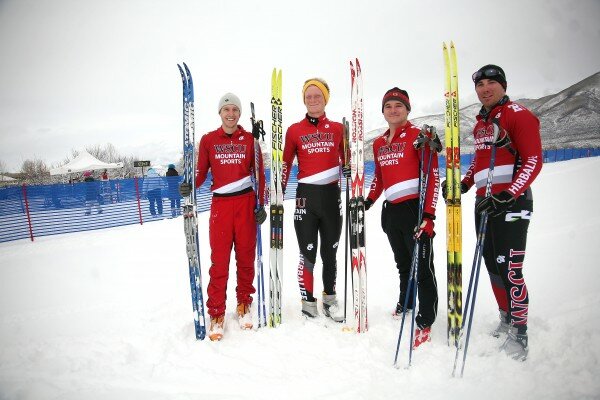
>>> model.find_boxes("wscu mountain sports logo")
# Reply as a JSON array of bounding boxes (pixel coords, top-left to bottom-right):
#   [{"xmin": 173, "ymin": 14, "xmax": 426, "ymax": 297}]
[
  {"xmin": 376, "ymin": 142, "xmax": 406, "ymax": 166},
  {"xmin": 299, "ymin": 132, "xmax": 335, "ymax": 154},
  {"xmin": 213, "ymin": 144, "xmax": 247, "ymax": 165},
  {"xmin": 474, "ymin": 124, "xmax": 496, "ymax": 151}
]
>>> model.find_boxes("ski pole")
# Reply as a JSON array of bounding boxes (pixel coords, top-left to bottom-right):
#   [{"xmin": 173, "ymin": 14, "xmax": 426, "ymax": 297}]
[
  {"xmin": 394, "ymin": 130, "xmax": 436, "ymax": 367},
  {"xmin": 453, "ymin": 120, "xmax": 500, "ymax": 377},
  {"xmin": 342, "ymin": 117, "xmax": 350, "ymax": 324},
  {"xmin": 251, "ymin": 102, "xmax": 267, "ymax": 327}
]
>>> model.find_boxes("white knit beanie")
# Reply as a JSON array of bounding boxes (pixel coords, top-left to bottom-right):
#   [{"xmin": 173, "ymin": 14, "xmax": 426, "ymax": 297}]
[{"xmin": 218, "ymin": 93, "xmax": 242, "ymax": 114}]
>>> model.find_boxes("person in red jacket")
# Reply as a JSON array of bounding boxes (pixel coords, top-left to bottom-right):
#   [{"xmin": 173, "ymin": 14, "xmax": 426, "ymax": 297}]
[
  {"xmin": 282, "ymin": 78, "xmax": 349, "ymax": 322},
  {"xmin": 365, "ymin": 88, "xmax": 440, "ymax": 348},
  {"xmin": 458, "ymin": 65, "xmax": 542, "ymax": 361},
  {"xmin": 180, "ymin": 93, "xmax": 267, "ymax": 341}
]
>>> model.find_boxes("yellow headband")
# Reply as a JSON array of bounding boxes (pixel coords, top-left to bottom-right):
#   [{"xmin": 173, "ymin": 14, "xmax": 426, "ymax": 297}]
[{"xmin": 302, "ymin": 79, "xmax": 330, "ymax": 105}]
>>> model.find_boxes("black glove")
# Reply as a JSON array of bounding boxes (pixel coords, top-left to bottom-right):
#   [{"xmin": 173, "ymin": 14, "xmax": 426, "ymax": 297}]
[
  {"xmin": 342, "ymin": 165, "xmax": 351, "ymax": 178},
  {"xmin": 179, "ymin": 182, "xmax": 192, "ymax": 197},
  {"xmin": 254, "ymin": 206, "xmax": 267, "ymax": 225},
  {"xmin": 414, "ymin": 217, "xmax": 435, "ymax": 240},
  {"xmin": 364, "ymin": 198, "xmax": 373, "ymax": 211},
  {"xmin": 413, "ymin": 125, "xmax": 442, "ymax": 153},
  {"xmin": 252, "ymin": 120, "xmax": 265, "ymax": 140},
  {"xmin": 441, "ymin": 180, "xmax": 470, "ymax": 200},
  {"xmin": 475, "ymin": 191, "xmax": 515, "ymax": 217}
]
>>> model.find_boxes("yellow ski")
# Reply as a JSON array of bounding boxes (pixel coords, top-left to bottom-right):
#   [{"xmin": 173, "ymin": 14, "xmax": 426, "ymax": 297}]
[{"xmin": 444, "ymin": 42, "xmax": 462, "ymax": 347}]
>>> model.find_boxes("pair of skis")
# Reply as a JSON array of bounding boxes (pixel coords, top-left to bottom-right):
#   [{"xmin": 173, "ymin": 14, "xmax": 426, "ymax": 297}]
[
  {"xmin": 445, "ymin": 41, "xmax": 487, "ymax": 377},
  {"xmin": 251, "ymin": 102, "xmax": 268, "ymax": 328},
  {"xmin": 269, "ymin": 68, "xmax": 284, "ymax": 328},
  {"xmin": 444, "ymin": 42, "xmax": 463, "ymax": 348},
  {"xmin": 348, "ymin": 59, "xmax": 368, "ymax": 333},
  {"xmin": 177, "ymin": 63, "xmax": 206, "ymax": 340},
  {"xmin": 255, "ymin": 68, "xmax": 284, "ymax": 329}
]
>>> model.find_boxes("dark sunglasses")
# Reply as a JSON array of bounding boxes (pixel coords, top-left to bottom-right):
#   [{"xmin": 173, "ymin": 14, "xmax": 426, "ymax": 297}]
[{"xmin": 472, "ymin": 68, "xmax": 505, "ymax": 82}]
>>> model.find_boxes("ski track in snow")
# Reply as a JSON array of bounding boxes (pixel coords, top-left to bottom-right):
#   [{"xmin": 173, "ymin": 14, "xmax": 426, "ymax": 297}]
[{"xmin": 1, "ymin": 158, "xmax": 600, "ymax": 400}]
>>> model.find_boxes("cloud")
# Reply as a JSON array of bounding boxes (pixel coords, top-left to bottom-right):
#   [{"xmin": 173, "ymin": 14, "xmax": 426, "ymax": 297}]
[{"xmin": 1, "ymin": 0, "xmax": 599, "ymax": 171}]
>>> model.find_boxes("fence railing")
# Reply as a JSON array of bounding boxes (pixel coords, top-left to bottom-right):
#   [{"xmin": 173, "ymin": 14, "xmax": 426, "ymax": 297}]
[{"xmin": 1, "ymin": 148, "xmax": 598, "ymax": 243}]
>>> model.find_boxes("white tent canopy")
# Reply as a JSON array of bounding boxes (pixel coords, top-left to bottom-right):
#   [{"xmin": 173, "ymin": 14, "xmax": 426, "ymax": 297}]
[
  {"xmin": 49, "ymin": 150, "xmax": 124, "ymax": 176},
  {"xmin": 0, "ymin": 174, "xmax": 17, "ymax": 182}
]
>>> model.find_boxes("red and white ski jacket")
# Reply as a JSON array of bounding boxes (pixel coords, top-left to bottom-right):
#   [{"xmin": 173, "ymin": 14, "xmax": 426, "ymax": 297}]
[
  {"xmin": 195, "ymin": 125, "xmax": 266, "ymax": 206},
  {"xmin": 367, "ymin": 121, "xmax": 439, "ymax": 217},
  {"xmin": 282, "ymin": 114, "xmax": 346, "ymax": 190},
  {"xmin": 462, "ymin": 100, "xmax": 542, "ymax": 198}
]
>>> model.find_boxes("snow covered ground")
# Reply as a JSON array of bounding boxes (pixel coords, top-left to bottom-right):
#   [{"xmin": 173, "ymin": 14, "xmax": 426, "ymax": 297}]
[{"xmin": 1, "ymin": 157, "xmax": 599, "ymax": 400}]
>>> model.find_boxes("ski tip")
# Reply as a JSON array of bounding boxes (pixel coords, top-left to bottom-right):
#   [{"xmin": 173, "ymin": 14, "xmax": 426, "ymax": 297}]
[
  {"xmin": 443, "ymin": 42, "xmax": 447, "ymax": 49},
  {"xmin": 355, "ymin": 58, "xmax": 361, "ymax": 69},
  {"xmin": 450, "ymin": 41, "xmax": 456, "ymax": 48},
  {"xmin": 183, "ymin": 62, "xmax": 192, "ymax": 79}
]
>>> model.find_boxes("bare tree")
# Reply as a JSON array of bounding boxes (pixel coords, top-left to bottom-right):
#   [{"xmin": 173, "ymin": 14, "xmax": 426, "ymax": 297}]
[
  {"xmin": 20, "ymin": 158, "xmax": 50, "ymax": 184},
  {"xmin": 28, "ymin": 142, "xmax": 166, "ymax": 183},
  {"xmin": 86, "ymin": 143, "xmax": 121, "ymax": 163}
]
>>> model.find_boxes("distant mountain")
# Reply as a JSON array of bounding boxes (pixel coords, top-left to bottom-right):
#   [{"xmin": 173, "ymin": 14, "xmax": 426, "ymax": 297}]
[
  {"xmin": 264, "ymin": 72, "xmax": 600, "ymax": 167},
  {"xmin": 363, "ymin": 71, "xmax": 600, "ymax": 160}
]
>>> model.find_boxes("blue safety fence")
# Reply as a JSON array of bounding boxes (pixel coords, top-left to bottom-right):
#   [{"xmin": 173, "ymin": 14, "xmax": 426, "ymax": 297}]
[
  {"xmin": 542, "ymin": 148, "xmax": 600, "ymax": 162},
  {"xmin": 438, "ymin": 153, "xmax": 475, "ymax": 176},
  {"xmin": 1, "ymin": 147, "xmax": 598, "ymax": 243},
  {"xmin": 0, "ymin": 176, "xmax": 211, "ymax": 243},
  {"xmin": 436, "ymin": 148, "xmax": 600, "ymax": 176}
]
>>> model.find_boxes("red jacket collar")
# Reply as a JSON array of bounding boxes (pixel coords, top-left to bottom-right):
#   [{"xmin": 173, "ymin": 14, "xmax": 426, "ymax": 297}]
[
  {"xmin": 384, "ymin": 121, "xmax": 412, "ymax": 140},
  {"xmin": 217, "ymin": 125, "xmax": 246, "ymax": 138}
]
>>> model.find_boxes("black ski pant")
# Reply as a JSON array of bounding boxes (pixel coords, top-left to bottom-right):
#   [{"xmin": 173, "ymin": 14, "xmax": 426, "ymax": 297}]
[
  {"xmin": 294, "ymin": 183, "xmax": 343, "ymax": 302},
  {"xmin": 382, "ymin": 198, "xmax": 438, "ymax": 329},
  {"xmin": 475, "ymin": 194, "xmax": 532, "ymax": 334}
]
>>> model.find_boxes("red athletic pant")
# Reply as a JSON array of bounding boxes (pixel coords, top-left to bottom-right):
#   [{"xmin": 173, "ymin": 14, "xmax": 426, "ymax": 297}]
[{"xmin": 206, "ymin": 191, "xmax": 257, "ymax": 318}]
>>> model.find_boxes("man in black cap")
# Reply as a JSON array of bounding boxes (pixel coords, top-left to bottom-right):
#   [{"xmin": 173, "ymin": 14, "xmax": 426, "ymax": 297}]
[
  {"xmin": 365, "ymin": 87, "xmax": 440, "ymax": 349},
  {"xmin": 459, "ymin": 64, "xmax": 543, "ymax": 361}
]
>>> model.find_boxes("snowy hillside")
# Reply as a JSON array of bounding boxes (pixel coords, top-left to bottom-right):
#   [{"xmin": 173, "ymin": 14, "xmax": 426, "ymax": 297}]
[
  {"xmin": 1, "ymin": 158, "xmax": 600, "ymax": 399},
  {"xmin": 520, "ymin": 72, "xmax": 600, "ymax": 148}
]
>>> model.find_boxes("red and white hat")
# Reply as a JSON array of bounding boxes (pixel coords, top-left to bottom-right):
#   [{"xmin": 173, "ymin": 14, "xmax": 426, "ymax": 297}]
[{"xmin": 382, "ymin": 87, "xmax": 411, "ymax": 112}]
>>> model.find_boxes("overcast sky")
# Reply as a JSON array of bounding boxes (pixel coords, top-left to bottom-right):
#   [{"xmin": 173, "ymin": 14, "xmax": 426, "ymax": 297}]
[{"xmin": 1, "ymin": 0, "xmax": 599, "ymax": 172}]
